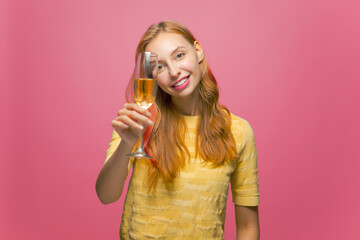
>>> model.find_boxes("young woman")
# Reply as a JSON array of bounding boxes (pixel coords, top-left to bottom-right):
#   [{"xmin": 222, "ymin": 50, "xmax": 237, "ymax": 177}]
[{"xmin": 96, "ymin": 20, "xmax": 260, "ymax": 240}]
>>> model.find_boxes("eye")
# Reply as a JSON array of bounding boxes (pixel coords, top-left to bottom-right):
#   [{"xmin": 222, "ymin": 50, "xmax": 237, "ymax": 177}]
[
  {"xmin": 157, "ymin": 64, "xmax": 164, "ymax": 71},
  {"xmin": 176, "ymin": 52, "xmax": 185, "ymax": 59},
  {"xmin": 152, "ymin": 64, "xmax": 164, "ymax": 75}
]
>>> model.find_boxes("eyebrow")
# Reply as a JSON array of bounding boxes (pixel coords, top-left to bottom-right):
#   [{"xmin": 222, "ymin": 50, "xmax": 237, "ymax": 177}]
[{"xmin": 170, "ymin": 46, "xmax": 186, "ymax": 56}]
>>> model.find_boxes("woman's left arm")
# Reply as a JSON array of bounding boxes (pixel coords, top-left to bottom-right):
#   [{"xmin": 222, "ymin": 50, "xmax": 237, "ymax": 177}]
[{"xmin": 235, "ymin": 205, "xmax": 260, "ymax": 240}]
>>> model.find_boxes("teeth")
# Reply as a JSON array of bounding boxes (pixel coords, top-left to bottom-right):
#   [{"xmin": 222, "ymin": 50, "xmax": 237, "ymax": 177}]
[{"xmin": 174, "ymin": 77, "xmax": 188, "ymax": 87}]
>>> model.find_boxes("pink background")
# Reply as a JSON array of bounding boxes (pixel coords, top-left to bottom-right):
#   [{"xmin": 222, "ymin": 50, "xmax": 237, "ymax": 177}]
[{"xmin": 2, "ymin": 0, "xmax": 360, "ymax": 239}]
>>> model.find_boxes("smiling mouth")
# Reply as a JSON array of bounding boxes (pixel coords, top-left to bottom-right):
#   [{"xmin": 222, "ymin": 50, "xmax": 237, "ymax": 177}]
[{"xmin": 173, "ymin": 76, "xmax": 190, "ymax": 88}]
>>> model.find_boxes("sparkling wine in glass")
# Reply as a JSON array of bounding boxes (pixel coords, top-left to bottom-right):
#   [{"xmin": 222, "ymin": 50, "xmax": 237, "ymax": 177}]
[
  {"xmin": 134, "ymin": 78, "xmax": 158, "ymax": 109},
  {"xmin": 127, "ymin": 52, "xmax": 158, "ymax": 159}
]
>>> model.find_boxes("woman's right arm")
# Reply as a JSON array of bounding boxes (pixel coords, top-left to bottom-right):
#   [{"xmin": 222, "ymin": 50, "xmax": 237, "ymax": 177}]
[{"xmin": 95, "ymin": 103, "xmax": 153, "ymax": 204}]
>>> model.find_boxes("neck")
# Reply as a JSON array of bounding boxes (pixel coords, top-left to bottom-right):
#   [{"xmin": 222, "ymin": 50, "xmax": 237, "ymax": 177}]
[{"xmin": 171, "ymin": 92, "xmax": 200, "ymax": 116}]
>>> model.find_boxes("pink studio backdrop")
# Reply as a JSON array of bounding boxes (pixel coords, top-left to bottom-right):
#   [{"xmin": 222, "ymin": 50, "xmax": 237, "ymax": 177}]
[{"xmin": 2, "ymin": 0, "xmax": 360, "ymax": 239}]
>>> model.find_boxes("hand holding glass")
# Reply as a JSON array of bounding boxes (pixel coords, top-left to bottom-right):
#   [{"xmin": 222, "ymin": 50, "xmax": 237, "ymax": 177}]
[{"xmin": 126, "ymin": 52, "xmax": 158, "ymax": 159}]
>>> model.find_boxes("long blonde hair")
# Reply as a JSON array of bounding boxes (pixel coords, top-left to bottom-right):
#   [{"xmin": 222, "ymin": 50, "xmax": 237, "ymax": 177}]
[{"xmin": 126, "ymin": 20, "xmax": 237, "ymax": 191}]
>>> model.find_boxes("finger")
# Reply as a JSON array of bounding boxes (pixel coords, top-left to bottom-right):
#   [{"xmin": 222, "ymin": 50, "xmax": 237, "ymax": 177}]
[
  {"xmin": 111, "ymin": 119, "xmax": 129, "ymax": 130},
  {"xmin": 112, "ymin": 119, "xmax": 142, "ymax": 137},
  {"xmin": 118, "ymin": 108, "xmax": 153, "ymax": 126},
  {"xmin": 116, "ymin": 114, "xmax": 153, "ymax": 128},
  {"xmin": 116, "ymin": 115, "xmax": 144, "ymax": 130},
  {"xmin": 123, "ymin": 103, "xmax": 152, "ymax": 117},
  {"xmin": 124, "ymin": 103, "xmax": 151, "ymax": 117}
]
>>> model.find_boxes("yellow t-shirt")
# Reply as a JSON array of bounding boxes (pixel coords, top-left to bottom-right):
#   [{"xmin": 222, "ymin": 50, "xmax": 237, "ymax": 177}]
[{"xmin": 105, "ymin": 113, "xmax": 259, "ymax": 240}]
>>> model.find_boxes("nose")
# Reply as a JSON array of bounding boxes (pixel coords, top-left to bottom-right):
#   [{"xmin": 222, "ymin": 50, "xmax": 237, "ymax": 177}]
[{"xmin": 168, "ymin": 62, "xmax": 181, "ymax": 78}]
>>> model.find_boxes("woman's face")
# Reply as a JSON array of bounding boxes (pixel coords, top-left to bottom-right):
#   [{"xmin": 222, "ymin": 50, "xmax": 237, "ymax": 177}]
[{"xmin": 145, "ymin": 33, "xmax": 203, "ymax": 101}]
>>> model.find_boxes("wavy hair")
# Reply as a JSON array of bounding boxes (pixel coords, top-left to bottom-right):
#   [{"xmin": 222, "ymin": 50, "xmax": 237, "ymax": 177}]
[{"xmin": 126, "ymin": 20, "xmax": 237, "ymax": 191}]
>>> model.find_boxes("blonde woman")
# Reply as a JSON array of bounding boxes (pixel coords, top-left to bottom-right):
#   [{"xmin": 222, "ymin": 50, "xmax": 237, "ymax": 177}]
[{"xmin": 96, "ymin": 20, "xmax": 260, "ymax": 240}]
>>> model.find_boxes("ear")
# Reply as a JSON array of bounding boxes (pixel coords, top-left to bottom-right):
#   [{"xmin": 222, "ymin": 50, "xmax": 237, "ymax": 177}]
[{"xmin": 194, "ymin": 41, "xmax": 204, "ymax": 63}]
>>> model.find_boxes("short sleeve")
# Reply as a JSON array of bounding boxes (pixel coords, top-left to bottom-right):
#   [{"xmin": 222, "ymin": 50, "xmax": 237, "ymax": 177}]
[
  {"xmin": 230, "ymin": 120, "xmax": 260, "ymax": 206},
  {"xmin": 104, "ymin": 130, "xmax": 134, "ymax": 174}
]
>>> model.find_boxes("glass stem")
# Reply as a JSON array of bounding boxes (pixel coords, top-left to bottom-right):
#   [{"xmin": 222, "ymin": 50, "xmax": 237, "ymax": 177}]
[{"xmin": 136, "ymin": 124, "xmax": 145, "ymax": 152}]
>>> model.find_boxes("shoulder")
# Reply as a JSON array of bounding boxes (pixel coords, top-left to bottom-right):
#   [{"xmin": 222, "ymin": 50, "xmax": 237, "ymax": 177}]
[
  {"xmin": 229, "ymin": 113, "xmax": 256, "ymax": 147},
  {"xmin": 230, "ymin": 113, "xmax": 255, "ymax": 137},
  {"xmin": 105, "ymin": 130, "xmax": 121, "ymax": 163}
]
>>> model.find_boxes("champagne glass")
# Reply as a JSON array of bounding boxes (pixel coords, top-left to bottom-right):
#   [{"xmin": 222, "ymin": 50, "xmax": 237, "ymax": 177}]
[{"xmin": 126, "ymin": 52, "xmax": 158, "ymax": 159}]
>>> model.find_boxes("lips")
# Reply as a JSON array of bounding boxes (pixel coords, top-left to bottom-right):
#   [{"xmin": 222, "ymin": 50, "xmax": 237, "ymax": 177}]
[{"xmin": 172, "ymin": 75, "xmax": 190, "ymax": 90}]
